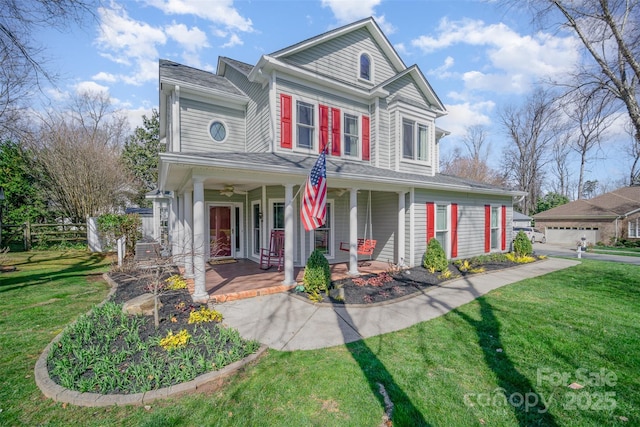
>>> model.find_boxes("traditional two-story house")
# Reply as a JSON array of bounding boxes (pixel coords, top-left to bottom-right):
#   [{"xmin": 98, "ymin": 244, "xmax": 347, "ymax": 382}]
[{"xmin": 155, "ymin": 17, "xmax": 522, "ymax": 302}]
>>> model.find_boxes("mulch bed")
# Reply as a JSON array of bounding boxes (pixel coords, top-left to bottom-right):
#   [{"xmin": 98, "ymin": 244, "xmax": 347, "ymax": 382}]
[{"xmin": 305, "ymin": 259, "xmax": 521, "ymax": 305}]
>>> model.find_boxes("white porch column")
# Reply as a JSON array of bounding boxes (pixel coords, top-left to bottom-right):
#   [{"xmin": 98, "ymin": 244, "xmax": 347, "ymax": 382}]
[
  {"xmin": 283, "ymin": 184, "xmax": 295, "ymax": 285},
  {"xmin": 397, "ymin": 191, "xmax": 406, "ymax": 266},
  {"xmin": 409, "ymin": 188, "xmax": 415, "ymax": 267},
  {"xmin": 349, "ymin": 187, "xmax": 359, "ymax": 276},
  {"xmin": 170, "ymin": 195, "xmax": 179, "ymax": 257},
  {"xmin": 192, "ymin": 178, "xmax": 208, "ymax": 302},
  {"xmin": 176, "ymin": 195, "xmax": 184, "ymax": 265},
  {"xmin": 183, "ymin": 190, "xmax": 194, "ymax": 278}
]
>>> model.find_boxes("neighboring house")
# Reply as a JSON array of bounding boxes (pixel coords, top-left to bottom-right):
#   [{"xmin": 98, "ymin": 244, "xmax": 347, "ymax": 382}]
[
  {"xmin": 513, "ymin": 211, "xmax": 533, "ymax": 228},
  {"xmin": 533, "ymin": 186, "xmax": 640, "ymax": 245},
  {"xmin": 154, "ymin": 17, "xmax": 524, "ymax": 301}
]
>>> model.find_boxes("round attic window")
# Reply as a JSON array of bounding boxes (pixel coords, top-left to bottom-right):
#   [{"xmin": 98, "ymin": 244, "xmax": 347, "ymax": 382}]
[{"xmin": 209, "ymin": 121, "xmax": 227, "ymax": 142}]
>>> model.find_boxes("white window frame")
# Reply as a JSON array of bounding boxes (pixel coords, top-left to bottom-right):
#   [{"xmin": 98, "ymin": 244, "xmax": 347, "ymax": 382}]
[
  {"xmin": 295, "ymin": 100, "xmax": 316, "ymax": 152},
  {"xmin": 269, "ymin": 199, "xmax": 285, "ymax": 232},
  {"xmin": 402, "ymin": 118, "xmax": 430, "ymax": 163},
  {"xmin": 629, "ymin": 218, "xmax": 640, "ymax": 238},
  {"xmin": 490, "ymin": 206, "xmax": 500, "ymax": 250},
  {"xmin": 343, "ymin": 112, "xmax": 360, "ymax": 158},
  {"xmin": 251, "ymin": 201, "xmax": 261, "ymax": 257},
  {"xmin": 312, "ymin": 200, "xmax": 334, "ymax": 258},
  {"xmin": 207, "ymin": 119, "xmax": 228, "ymax": 143},
  {"xmin": 435, "ymin": 203, "xmax": 449, "ymax": 256},
  {"xmin": 358, "ymin": 51, "xmax": 373, "ymax": 83}
]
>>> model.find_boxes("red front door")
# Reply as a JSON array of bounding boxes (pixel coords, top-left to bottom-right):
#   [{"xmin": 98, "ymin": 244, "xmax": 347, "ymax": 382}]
[{"xmin": 210, "ymin": 206, "xmax": 232, "ymax": 258}]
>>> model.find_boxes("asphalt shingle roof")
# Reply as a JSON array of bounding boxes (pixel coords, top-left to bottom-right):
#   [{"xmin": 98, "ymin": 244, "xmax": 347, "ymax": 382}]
[
  {"xmin": 159, "ymin": 59, "xmax": 246, "ymax": 97},
  {"xmin": 534, "ymin": 186, "xmax": 640, "ymax": 218}
]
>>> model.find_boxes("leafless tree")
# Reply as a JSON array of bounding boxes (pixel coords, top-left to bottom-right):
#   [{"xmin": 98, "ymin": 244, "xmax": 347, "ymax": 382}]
[
  {"xmin": 0, "ymin": 0, "xmax": 97, "ymax": 138},
  {"xmin": 549, "ymin": 132, "xmax": 572, "ymax": 198},
  {"xmin": 625, "ymin": 119, "xmax": 640, "ymax": 185},
  {"xmin": 562, "ymin": 88, "xmax": 617, "ymax": 198},
  {"xmin": 28, "ymin": 90, "xmax": 133, "ymax": 222},
  {"xmin": 519, "ymin": 0, "xmax": 640, "ymax": 182},
  {"xmin": 500, "ymin": 89, "xmax": 561, "ymax": 214}
]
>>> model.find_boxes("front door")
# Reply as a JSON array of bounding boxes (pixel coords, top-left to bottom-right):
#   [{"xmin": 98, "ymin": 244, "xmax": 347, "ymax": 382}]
[{"xmin": 210, "ymin": 206, "xmax": 232, "ymax": 259}]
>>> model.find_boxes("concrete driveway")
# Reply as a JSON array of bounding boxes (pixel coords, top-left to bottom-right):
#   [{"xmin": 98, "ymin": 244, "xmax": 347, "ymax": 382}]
[{"xmin": 533, "ymin": 242, "xmax": 640, "ymax": 265}]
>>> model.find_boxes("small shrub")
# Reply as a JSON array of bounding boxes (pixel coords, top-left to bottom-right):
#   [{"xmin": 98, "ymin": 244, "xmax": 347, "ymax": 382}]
[
  {"xmin": 188, "ymin": 306, "xmax": 223, "ymax": 324},
  {"xmin": 438, "ymin": 269, "xmax": 458, "ymax": 280},
  {"xmin": 506, "ymin": 253, "xmax": 536, "ymax": 263},
  {"xmin": 159, "ymin": 329, "xmax": 191, "ymax": 351},
  {"xmin": 423, "ymin": 238, "xmax": 448, "ymax": 273},
  {"xmin": 303, "ymin": 249, "xmax": 331, "ymax": 295},
  {"xmin": 165, "ymin": 274, "xmax": 188, "ymax": 290},
  {"xmin": 513, "ymin": 231, "xmax": 533, "ymax": 257}
]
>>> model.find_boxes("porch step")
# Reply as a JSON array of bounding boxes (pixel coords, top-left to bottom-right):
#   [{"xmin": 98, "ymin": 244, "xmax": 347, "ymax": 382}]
[{"xmin": 209, "ymin": 284, "xmax": 297, "ymax": 304}]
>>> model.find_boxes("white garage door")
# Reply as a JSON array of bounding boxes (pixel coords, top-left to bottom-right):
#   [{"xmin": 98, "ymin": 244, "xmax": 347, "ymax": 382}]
[{"xmin": 544, "ymin": 227, "xmax": 598, "ymax": 245}]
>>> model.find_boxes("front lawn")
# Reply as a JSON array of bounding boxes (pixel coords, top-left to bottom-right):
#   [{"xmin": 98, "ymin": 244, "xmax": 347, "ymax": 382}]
[{"xmin": 1, "ymin": 251, "xmax": 638, "ymax": 426}]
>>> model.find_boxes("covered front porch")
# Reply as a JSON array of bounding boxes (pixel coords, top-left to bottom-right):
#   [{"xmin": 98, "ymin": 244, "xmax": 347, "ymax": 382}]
[{"xmin": 189, "ymin": 258, "xmax": 390, "ymax": 303}]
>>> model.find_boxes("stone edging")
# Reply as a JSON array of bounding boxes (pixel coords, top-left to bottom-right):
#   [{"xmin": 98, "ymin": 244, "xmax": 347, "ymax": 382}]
[
  {"xmin": 289, "ymin": 258, "xmax": 552, "ymax": 308},
  {"xmin": 34, "ymin": 272, "xmax": 268, "ymax": 407}
]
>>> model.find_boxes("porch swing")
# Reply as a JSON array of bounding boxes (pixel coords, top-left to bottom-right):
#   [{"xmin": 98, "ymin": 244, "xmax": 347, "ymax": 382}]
[{"xmin": 339, "ymin": 190, "xmax": 377, "ymax": 260}]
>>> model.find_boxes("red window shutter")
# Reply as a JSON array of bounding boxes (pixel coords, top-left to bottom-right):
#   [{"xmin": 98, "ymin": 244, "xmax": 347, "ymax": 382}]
[
  {"xmin": 362, "ymin": 115, "xmax": 370, "ymax": 161},
  {"xmin": 426, "ymin": 202, "xmax": 435, "ymax": 243},
  {"xmin": 319, "ymin": 104, "xmax": 329, "ymax": 153},
  {"xmin": 484, "ymin": 205, "xmax": 491, "ymax": 253},
  {"xmin": 501, "ymin": 205, "xmax": 507, "ymax": 251},
  {"xmin": 331, "ymin": 107, "xmax": 341, "ymax": 156},
  {"xmin": 280, "ymin": 94, "xmax": 292, "ymax": 149},
  {"xmin": 451, "ymin": 203, "xmax": 458, "ymax": 258}
]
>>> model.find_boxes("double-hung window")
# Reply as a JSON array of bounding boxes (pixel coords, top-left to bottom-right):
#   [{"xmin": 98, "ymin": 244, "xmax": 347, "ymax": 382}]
[
  {"xmin": 402, "ymin": 119, "xmax": 429, "ymax": 162},
  {"xmin": 297, "ymin": 101, "xmax": 314, "ymax": 149},
  {"xmin": 491, "ymin": 206, "xmax": 499, "ymax": 249},
  {"xmin": 436, "ymin": 204, "xmax": 448, "ymax": 252},
  {"xmin": 629, "ymin": 218, "xmax": 640, "ymax": 238},
  {"xmin": 314, "ymin": 203, "xmax": 332, "ymax": 256},
  {"xmin": 344, "ymin": 113, "xmax": 359, "ymax": 157},
  {"xmin": 272, "ymin": 202, "xmax": 284, "ymax": 230}
]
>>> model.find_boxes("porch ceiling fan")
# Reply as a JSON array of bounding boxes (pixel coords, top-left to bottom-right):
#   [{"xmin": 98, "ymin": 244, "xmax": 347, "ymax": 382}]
[{"xmin": 219, "ymin": 185, "xmax": 247, "ymax": 197}]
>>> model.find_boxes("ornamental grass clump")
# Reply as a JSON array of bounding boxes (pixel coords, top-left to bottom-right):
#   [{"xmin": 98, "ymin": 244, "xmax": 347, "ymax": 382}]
[
  {"xmin": 423, "ymin": 238, "xmax": 449, "ymax": 273},
  {"xmin": 303, "ymin": 249, "xmax": 331, "ymax": 301}
]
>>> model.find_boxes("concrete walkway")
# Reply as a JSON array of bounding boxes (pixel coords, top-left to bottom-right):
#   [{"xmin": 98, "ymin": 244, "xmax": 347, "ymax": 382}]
[{"xmin": 215, "ymin": 258, "xmax": 581, "ymax": 351}]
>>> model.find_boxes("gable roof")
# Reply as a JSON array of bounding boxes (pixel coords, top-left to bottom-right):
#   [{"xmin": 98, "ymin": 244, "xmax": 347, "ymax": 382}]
[
  {"xmin": 379, "ymin": 65, "xmax": 446, "ymax": 116},
  {"xmin": 159, "ymin": 59, "xmax": 246, "ymax": 98},
  {"xmin": 270, "ymin": 17, "xmax": 405, "ymax": 72},
  {"xmin": 534, "ymin": 186, "xmax": 640, "ymax": 220}
]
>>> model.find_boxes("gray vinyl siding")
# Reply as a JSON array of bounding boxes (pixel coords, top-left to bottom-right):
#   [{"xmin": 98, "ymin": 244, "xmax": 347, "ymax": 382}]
[
  {"xmin": 223, "ymin": 66, "xmax": 270, "ymax": 152},
  {"xmin": 377, "ymin": 98, "xmax": 391, "ymax": 169},
  {"xmin": 180, "ymin": 98, "xmax": 245, "ymax": 152},
  {"xmin": 284, "ymin": 27, "xmax": 397, "ymax": 87},
  {"xmin": 371, "ymin": 191, "xmax": 396, "ymax": 263},
  {"xmin": 413, "ymin": 189, "xmax": 513, "ymax": 264},
  {"xmin": 385, "ymin": 76, "xmax": 430, "ymax": 109}
]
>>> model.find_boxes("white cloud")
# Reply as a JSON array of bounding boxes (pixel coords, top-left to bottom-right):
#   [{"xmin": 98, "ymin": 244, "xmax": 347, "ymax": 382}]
[
  {"xmin": 321, "ymin": 0, "xmax": 382, "ymax": 24},
  {"xmin": 221, "ymin": 33, "xmax": 243, "ymax": 49},
  {"xmin": 92, "ymin": 71, "xmax": 118, "ymax": 83},
  {"xmin": 394, "ymin": 42, "xmax": 407, "ymax": 56},
  {"xmin": 438, "ymin": 100, "xmax": 495, "ymax": 139},
  {"xmin": 428, "ymin": 56, "xmax": 455, "ymax": 78},
  {"xmin": 165, "ymin": 22, "xmax": 209, "ymax": 52},
  {"xmin": 143, "ymin": 0, "xmax": 253, "ymax": 32},
  {"xmin": 75, "ymin": 81, "xmax": 110, "ymax": 95},
  {"xmin": 95, "ymin": 3, "xmax": 167, "ymax": 85},
  {"xmin": 412, "ymin": 18, "xmax": 579, "ymax": 94}
]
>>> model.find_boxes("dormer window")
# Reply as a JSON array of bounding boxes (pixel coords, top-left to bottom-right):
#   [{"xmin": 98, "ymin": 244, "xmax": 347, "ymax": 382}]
[{"xmin": 359, "ymin": 53, "xmax": 371, "ymax": 81}]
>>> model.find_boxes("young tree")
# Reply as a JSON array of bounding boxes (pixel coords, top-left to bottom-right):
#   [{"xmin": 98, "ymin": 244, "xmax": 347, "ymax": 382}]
[
  {"xmin": 30, "ymin": 90, "xmax": 133, "ymax": 222},
  {"xmin": 500, "ymin": 89, "xmax": 560, "ymax": 214},
  {"xmin": 122, "ymin": 109, "xmax": 163, "ymax": 207}
]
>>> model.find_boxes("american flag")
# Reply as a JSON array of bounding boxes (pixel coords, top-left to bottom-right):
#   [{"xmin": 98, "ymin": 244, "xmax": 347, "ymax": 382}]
[{"xmin": 301, "ymin": 151, "xmax": 327, "ymax": 231}]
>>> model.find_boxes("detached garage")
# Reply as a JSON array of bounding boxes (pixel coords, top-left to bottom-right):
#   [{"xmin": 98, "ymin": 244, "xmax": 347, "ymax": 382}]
[{"xmin": 534, "ymin": 186, "xmax": 640, "ymax": 245}]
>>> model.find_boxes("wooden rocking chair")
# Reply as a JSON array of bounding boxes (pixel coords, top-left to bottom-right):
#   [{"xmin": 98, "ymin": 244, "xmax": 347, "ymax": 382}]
[{"xmin": 260, "ymin": 230, "xmax": 285, "ymax": 271}]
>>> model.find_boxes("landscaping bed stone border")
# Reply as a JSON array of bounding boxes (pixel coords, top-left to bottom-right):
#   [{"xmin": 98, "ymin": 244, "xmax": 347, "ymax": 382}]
[{"xmin": 34, "ymin": 273, "xmax": 268, "ymax": 407}]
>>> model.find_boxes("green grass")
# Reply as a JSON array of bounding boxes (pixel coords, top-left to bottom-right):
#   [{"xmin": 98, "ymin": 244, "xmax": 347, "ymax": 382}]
[
  {"xmin": 591, "ymin": 246, "xmax": 640, "ymax": 257},
  {"xmin": 1, "ymin": 251, "xmax": 639, "ymax": 426}
]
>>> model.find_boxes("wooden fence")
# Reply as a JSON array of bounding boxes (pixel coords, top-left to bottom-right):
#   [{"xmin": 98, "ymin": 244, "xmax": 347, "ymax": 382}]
[{"xmin": 0, "ymin": 222, "xmax": 87, "ymax": 251}]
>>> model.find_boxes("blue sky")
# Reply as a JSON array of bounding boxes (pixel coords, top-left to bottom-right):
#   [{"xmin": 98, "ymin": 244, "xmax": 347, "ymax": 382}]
[{"xmin": 34, "ymin": 0, "xmax": 631, "ymax": 191}]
